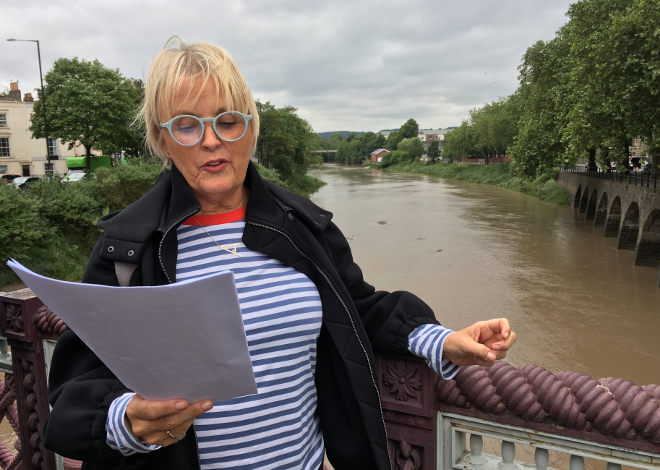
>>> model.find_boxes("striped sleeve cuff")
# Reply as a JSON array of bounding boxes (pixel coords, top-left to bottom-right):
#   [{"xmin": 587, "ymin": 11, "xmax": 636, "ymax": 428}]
[
  {"xmin": 408, "ymin": 324, "xmax": 460, "ymax": 379},
  {"xmin": 106, "ymin": 392, "xmax": 161, "ymax": 455}
]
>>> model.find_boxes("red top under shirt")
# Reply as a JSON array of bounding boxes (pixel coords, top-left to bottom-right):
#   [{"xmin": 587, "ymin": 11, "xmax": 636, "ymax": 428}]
[{"xmin": 182, "ymin": 207, "xmax": 247, "ymax": 226}]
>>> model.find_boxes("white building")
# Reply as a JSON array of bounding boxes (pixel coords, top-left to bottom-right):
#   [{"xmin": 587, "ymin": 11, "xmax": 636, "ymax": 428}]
[{"xmin": 0, "ymin": 82, "xmax": 88, "ymax": 176}]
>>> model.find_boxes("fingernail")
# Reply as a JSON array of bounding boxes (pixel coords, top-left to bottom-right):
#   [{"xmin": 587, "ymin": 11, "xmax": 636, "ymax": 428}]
[
  {"xmin": 174, "ymin": 401, "xmax": 187, "ymax": 410},
  {"xmin": 486, "ymin": 351, "xmax": 496, "ymax": 362},
  {"xmin": 202, "ymin": 400, "xmax": 213, "ymax": 411}
]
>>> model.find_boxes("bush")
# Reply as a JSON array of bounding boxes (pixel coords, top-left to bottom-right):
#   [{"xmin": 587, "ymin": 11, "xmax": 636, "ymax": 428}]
[
  {"xmin": 95, "ymin": 159, "xmax": 163, "ymax": 213},
  {"xmin": 1, "ymin": 159, "xmax": 326, "ymax": 290},
  {"xmin": 0, "ymin": 185, "xmax": 43, "ymax": 261}
]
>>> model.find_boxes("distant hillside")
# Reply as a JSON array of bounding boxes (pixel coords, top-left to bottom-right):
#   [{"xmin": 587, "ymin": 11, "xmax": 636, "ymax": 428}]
[{"xmin": 317, "ymin": 131, "xmax": 365, "ymax": 139}]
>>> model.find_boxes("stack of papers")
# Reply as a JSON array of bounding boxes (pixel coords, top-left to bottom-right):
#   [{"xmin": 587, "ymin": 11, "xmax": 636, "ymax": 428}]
[{"xmin": 6, "ymin": 259, "xmax": 257, "ymax": 403}]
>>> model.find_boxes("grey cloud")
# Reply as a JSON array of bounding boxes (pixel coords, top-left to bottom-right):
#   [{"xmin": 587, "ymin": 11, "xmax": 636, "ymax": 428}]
[{"xmin": 1, "ymin": 0, "xmax": 572, "ymax": 132}]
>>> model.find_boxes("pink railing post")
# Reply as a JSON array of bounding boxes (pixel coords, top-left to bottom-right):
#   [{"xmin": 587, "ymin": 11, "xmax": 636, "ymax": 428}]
[
  {"xmin": 377, "ymin": 354, "xmax": 437, "ymax": 470},
  {"xmin": 0, "ymin": 289, "xmax": 56, "ymax": 470}
]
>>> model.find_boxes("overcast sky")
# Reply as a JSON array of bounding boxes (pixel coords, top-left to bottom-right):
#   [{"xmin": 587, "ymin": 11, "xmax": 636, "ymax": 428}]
[{"xmin": 2, "ymin": 1, "xmax": 573, "ymax": 133}]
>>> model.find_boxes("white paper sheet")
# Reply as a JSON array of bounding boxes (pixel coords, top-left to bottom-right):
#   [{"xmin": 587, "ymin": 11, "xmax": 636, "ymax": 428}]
[{"xmin": 6, "ymin": 259, "xmax": 257, "ymax": 403}]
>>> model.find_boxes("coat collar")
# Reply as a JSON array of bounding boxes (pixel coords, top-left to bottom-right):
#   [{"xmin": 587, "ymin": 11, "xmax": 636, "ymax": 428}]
[{"xmin": 97, "ymin": 161, "xmax": 332, "ymax": 245}]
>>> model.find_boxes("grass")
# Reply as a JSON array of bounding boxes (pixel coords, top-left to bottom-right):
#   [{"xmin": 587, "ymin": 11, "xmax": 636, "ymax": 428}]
[{"xmin": 382, "ymin": 161, "xmax": 570, "ymax": 205}]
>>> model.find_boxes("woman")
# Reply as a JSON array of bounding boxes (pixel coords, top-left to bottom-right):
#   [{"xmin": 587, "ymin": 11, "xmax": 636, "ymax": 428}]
[{"xmin": 43, "ymin": 37, "xmax": 516, "ymax": 470}]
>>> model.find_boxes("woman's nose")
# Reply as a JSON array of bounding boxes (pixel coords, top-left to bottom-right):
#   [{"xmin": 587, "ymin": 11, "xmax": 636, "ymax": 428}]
[{"xmin": 200, "ymin": 122, "xmax": 222, "ymax": 147}]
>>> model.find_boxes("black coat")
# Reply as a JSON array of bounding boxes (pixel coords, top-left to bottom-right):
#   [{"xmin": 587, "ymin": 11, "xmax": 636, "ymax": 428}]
[{"xmin": 43, "ymin": 162, "xmax": 439, "ymax": 470}]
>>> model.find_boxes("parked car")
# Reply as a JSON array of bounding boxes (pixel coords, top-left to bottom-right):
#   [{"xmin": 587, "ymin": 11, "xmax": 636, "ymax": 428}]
[
  {"xmin": 0, "ymin": 174, "xmax": 21, "ymax": 184},
  {"xmin": 61, "ymin": 171, "xmax": 95, "ymax": 183},
  {"xmin": 11, "ymin": 176, "xmax": 40, "ymax": 188}
]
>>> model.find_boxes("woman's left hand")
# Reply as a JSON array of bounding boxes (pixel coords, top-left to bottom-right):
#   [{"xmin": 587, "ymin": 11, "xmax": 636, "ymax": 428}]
[{"xmin": 443, "ymin": 318, "xmax": 517, "ymax": 367}]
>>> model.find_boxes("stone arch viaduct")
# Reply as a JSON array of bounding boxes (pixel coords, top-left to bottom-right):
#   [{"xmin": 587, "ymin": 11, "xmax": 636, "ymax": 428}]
[{"xmin": 557, "ymin": 171, "xmax": 660, "ymax": 287}]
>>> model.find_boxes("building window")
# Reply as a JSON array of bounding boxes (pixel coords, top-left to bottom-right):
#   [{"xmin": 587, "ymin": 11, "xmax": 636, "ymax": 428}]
[
  {"xmin": 0, "ymin": 165, "xmax": 7, "ymax": 173},
  {"xmin": 0, "ymin": 114, "xmax": 6, "ymax": 127},
  {"xmin": 47, "ymin": 137, "xmax": 58, "ymax": 157},
  {"xmin": 21, "ymin": 164, "xmax": 30, "ymax": 176},
  {"xmin": 0, "ymin": 138, "xmax": 9, "ymax": 157}
]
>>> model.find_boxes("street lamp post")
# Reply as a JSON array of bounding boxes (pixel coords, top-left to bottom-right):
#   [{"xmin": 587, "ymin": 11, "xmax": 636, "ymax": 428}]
[{"xmin": 6, "ymin": 38, "xmax": 52, "ymax": 172}]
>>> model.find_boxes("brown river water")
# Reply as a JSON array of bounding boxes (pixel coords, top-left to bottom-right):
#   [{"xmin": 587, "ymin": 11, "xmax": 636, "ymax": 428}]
[{"xmin": 309, "ymin": 164, "xmax": 660, "ymax": 386}]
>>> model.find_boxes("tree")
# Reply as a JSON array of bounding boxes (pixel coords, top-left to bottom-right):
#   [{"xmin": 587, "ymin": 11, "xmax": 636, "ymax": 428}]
[
  {"xmin": 385, "ymin": 130, "xmax": 402, "ymax": 151},
  {"xmin": 427, "ymin": 141, "xmax": 440, "ymax": 161},
  {"xmin": 255, "ymin": 101, "xmax": 315, "ymax": 183},
  {"xmin": 30, "ymin": 57, "xmax": 139, "ymax": 172},
  {"xmin": 399, "ymin": 118, "xmax": 419, "ymax": 139},
  {"xmin": 121, "ymin": 78, "xmax": 148, "ymax": 160},
  {"xmin": 397, "ymin": 137, "xmax": 424, "ymax": 161},
  {"xmin": 442, "ymin": 121, "xmax": 475, "ymax": 162},
  {"xmin": 470, "ymin": 96, "xmax": 521, "ymax": 162},
  {"xmin": 508, "ymin": 37, "xmax": 570, "ymax": 178}
]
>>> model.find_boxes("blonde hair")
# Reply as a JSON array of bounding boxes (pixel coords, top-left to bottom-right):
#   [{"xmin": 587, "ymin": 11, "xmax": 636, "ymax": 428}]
[{"xmin": 139, "ymin": 36, "xmax": 260, "ymax": 165}]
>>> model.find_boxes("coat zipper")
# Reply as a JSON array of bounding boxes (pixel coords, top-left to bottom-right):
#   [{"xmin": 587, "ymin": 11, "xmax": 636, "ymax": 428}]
[
  {"xmin": 158, "ymin": 209, "xmax": 199, "ymax": 284},
  {"xmin": 246, "ymin": 219, "xmax": 392, "ymax": 465},
  {"xmin": 157, "ymin": 208, "xmax": 203, "ymax": 469}
]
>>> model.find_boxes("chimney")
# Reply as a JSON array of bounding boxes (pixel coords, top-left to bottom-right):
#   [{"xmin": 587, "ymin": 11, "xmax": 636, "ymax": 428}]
[
  {"xmin": 8, "ymin": 81, "xmax": 21, "ymax": 101},
  {"xmin": 23, "ymin": 93, "xmax": 34, "ymax": 102}
]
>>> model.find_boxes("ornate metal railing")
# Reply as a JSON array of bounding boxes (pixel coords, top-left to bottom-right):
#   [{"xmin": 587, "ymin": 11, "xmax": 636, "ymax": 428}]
[
  {"xmin": 377, "ymin": 354, "xmax": 660, "ymax": 470},
  {"xmin": 1, "ymin": 289, "xmax": 658, "ymax": 469},
  {"xmin": 561, "ymin": 165, "xmax": 657, "ymax": 190}
]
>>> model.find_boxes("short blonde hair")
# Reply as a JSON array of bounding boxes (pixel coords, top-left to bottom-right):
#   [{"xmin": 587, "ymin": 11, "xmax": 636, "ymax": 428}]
[{"xmin": 139, "ymin": 36, "xmax": 260, "ymax": 165}]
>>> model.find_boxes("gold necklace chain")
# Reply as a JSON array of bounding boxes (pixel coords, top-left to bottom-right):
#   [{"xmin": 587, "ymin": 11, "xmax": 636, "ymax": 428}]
[{"xmin": 193, "ymin": 217, "xmax": 242, "ymax": 257}]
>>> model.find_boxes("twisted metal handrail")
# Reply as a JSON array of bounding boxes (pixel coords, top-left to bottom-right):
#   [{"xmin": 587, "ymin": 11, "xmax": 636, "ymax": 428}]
[{"xmin": 435, "ymin": 361, "xmax": 660, "ymax": 453}]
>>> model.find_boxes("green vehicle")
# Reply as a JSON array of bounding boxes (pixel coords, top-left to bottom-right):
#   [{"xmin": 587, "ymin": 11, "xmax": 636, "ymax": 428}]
[{"xmin": 66, "ymin": 155, "xmax": 113, "ymax": 173}]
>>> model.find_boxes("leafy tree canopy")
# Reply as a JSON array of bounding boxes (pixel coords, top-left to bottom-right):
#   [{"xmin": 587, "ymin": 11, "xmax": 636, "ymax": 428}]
[
  {"xmin": 397, "ymin": 137, "xmax": 424, "ymax": 161},
  {"xmin": 255, "ymin": 101, "xmax": 314, "ymax": 182},
  {"xmin": 399, "ymin": 118, "xmax": 420, "ymax": 139},
  {"xmin": 30, "ymin": 57, "xmax": 139, "ymax": 167}
]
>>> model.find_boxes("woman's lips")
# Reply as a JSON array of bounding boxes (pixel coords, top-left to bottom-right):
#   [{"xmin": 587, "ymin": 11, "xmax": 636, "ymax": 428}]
[{"xmin": 202, "ymin": 160, "xmax": 229, "ymax": 172}]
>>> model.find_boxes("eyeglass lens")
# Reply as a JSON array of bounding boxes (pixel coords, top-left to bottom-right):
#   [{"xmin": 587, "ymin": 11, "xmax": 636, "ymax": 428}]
[{"xmin": 170, "ymin": 112, "xmax": 247, "ymax": 145}]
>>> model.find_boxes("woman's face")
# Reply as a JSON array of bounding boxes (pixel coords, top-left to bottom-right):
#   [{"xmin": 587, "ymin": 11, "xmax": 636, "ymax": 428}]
[{"xmin": 160, "ymin": 77, "xmax": 253, "ymax": 214}]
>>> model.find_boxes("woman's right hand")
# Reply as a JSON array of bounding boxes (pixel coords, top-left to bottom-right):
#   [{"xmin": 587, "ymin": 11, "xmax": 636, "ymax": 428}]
[{"xmin": 125, "ymin": 395, "xmax": 214, "ymax": 447}]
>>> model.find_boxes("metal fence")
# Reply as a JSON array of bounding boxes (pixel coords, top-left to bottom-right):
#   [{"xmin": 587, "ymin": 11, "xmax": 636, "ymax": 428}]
[{"xmin": 561, "ymin": 165, "xmax": 657, "ymax": 190}]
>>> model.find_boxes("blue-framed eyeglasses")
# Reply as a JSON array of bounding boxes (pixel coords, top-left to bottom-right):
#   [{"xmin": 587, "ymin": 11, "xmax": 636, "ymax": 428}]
[{"xmin": 160, "ymin": 111, "xmax": 252, "ymax": 146}]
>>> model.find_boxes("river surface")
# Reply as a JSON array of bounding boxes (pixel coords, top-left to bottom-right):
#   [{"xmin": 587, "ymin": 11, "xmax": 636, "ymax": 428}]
[{"xmin": 309, "ymin": 164, "xmax": 660, "ymax": 386}]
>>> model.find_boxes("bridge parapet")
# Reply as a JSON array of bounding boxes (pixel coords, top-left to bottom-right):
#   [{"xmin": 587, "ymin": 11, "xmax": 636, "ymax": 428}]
[
  {"xmin": 378, "ymin": 354, "xmax": 660, "ymax": 470},
  {"xmin": 1, "ymin": 290, "xmax": 658, "ymax": 470}
]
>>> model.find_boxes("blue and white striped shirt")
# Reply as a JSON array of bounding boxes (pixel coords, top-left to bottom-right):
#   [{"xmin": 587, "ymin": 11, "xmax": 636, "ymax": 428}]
[{"xmin": 106, "ymin": 209, "xmax": 457, "ymax": 468}]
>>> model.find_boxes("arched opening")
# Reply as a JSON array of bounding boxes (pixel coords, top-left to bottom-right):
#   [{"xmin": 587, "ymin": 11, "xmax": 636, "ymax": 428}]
[
  {"xmin": 579, "ymin": 186, "xmax": 590, "ymax": 213},
  {"xmin": 634, "ymin": 209, "xmax": 660, "ymax": 267},
  {"xmin": 617, "ymin": 202, "xmax": 640, "ymax": 250},
  {"xmin": 604, "ymin": 197, "xmax": 621, "ymax": 237},
  {"xmin": 574, "ymin": 185, "xmax": 582, "ymax": 209},
  {"xmin": 586, "ymin": 189, "xmax": 597, "ymax": 220},
  {"xmin": 594, "ymin": 193, "xmax": 608, "ymax": 227}
]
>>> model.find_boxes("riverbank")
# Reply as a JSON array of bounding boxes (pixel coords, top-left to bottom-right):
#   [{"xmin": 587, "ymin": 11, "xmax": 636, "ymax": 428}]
[{"xmin": 376, "ymin": 161, "xmax": 570, "ymax": 205}]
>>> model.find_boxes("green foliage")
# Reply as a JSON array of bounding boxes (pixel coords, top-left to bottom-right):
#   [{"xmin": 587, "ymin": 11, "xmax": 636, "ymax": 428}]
[
  {"xmin": 0, "ymin": 160, "xmax": 160, "ymax": 288},
  {"xmin": 397, "ymin": 137, "xmax": 424, "ymax": 161},
  {"xmin": 335, "ymin": 131, "xmax": 386, "ymax": 165},
  {"xmin": 30, "ymin": 57, "xmax": 139, "ymax": 166},
  {"xmin": 510, "ymin": 0, "xmax": 660, "ymax": 176},
  {"xmin": 0, "ymin": 185, "xmax": 43, "ymax": 261},
  {"xmin": 380, "ymin": 150, "xmax": 408, "ymax": 168},
  {"xmin": 427, "ymin": 141, "xmax": 440, "ymax": 161},
  {"xmin": 255, "ymin": 101, "xmax": 316, "ymax": 184},
  {"xmin": 385, "ymin": 130, "xmax": 402, "ymax": 151},
  {"xmin": 382, "ymin": 161, "xmax": 570, "ymax": 205},
  {"xmin": 399, "ymin": 119, "xmax": 419, "ymax": 139},
  {"xmin": 442, "ymin": 121, "xmax": 476, "ymax": 161},
  {"xmin": 94, "ymin": 159, "xmax": 163, "ymax": 213}
]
